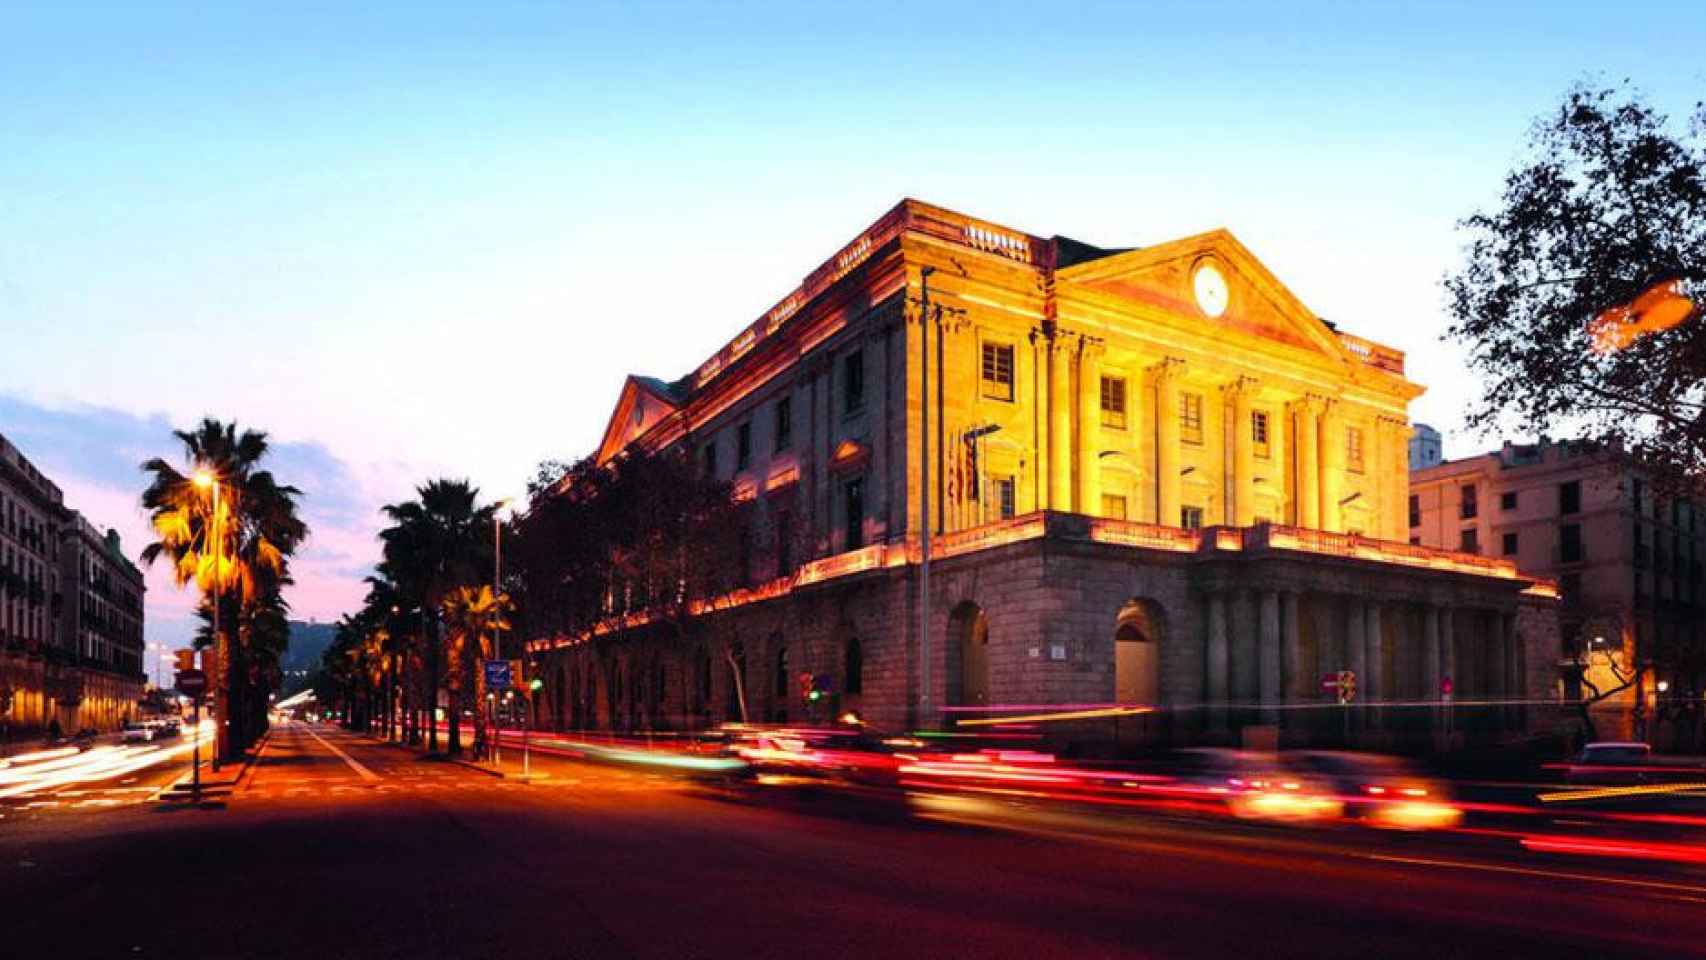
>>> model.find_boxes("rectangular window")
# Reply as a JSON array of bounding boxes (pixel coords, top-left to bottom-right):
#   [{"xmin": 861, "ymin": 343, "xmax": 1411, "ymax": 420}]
[
  {"xmin": 1099, "ymin": 376, "xmax": 1127, "ymax": 430},
  {"xmin": 1502, "ymin": 532, "xmax": 1519, "ymax": 556},
  {"xmin": 1500, "ymin": 490, "xmax": 1518, "ymax": 511},
  {"xmin": 1180, "ymin": 392, "xmax": 1204, "ymax": 445},
  {"xmin": 1346, "ymin": 426, "xmax": 1365, "ymax": 473},
  {"xmin": 981, "ymin": 342, "xmax": 1014, "ymax": 401},
  {"xmin": 1560, "ymin": 523, "xmax": 1583, "ymax": 563},
  {"xmin": 1459, "ymin": 528, "xmax": 1479, "ymax": 553},
  {"xmin": 1252, "ymin": 410, "xmax": 1270, "ymax": 459},
  {"xmin": 1460, "ymin": 484, "xmax": 1478, "ymax": 520},
  {"xmin": 774, "ymin": 508, "xmax": 794, "ymax": 576},
  {"xmin": 842, "ymin": 350, "xmax": 865, "ymax": 414},
  {"xmin": 736, "ymin": 422, "xmax": 752, "ymax": 470},
  {"xmin": 1408, "ymin": 494, "xmax": 1421, "ymax": 529},
  {"xmin": 774, "ymin": 397, "xmax": 792, "ymax": 452},
  {"xmin": 1560, "ymin": 480, "xmax": 1581, "ymax": 515},
  {"xmin": 996, "ymin": 477, "xmax": 1016, "ymax": 520},
  {"xmin": 1180, "ymin": 506, "xmax": 1204, "ymax": 530},
  {"xmin": 703, "ymin": 441, "xmax": 718, "ymax": 479},
  {"xmin": 1101, "ymin": 493, "xmax": 1128, "ymax": 520},
  {"xmin": 844, "ymin": 477, "xmax": 865, "ymax": 550}
]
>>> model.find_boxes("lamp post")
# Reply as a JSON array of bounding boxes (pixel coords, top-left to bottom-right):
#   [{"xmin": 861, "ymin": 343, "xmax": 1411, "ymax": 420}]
[{"xmin": 193, "ymin": 468, "xmax": 224, "ymax": 772}]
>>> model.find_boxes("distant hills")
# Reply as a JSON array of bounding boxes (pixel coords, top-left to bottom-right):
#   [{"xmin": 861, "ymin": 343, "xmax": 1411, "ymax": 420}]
[{"xmin": 280, "ymin": 619, "xmax": 338, "ymax": 695}]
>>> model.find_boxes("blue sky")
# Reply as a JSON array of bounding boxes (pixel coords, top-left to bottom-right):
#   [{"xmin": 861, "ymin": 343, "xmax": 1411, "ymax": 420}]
[{"xmin": 3, "ymin": 1, "xmax": 1703, "ymax": 657}]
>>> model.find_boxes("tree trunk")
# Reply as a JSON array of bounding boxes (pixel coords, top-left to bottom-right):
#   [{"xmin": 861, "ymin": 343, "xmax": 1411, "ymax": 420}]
[{"xmin": 427, "ymin": 618, "xmax": 440, "ymax": 753}]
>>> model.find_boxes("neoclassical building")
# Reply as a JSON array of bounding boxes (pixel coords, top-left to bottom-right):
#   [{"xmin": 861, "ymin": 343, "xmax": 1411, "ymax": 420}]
[{"xmin": 529, "ymin": 199, "xmax": 1558, "ymax": 749}]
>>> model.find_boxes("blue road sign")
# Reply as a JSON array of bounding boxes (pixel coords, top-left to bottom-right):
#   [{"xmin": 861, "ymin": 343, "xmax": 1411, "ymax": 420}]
[{"xmin": 484, "ymin": 659, "xmax": 512, "ymax": 690}]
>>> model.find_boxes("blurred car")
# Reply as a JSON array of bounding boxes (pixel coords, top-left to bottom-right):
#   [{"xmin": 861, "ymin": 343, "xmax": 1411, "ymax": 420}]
[
  {"xmin": 1565, "ymin": 742, "xmax": 1653, "ymax": 786},
  {"xmin": 122, "ymin": 721, "xmax": 155, "ymax": 743},
  {"xmin": 156, "ymin": 719, "xmax": 182, "ymax": 738},
  {"xmin": 1288, "ymin": 751, "xmax": 1461, "ymax": 830},
  {"xmin": 1171, "ymin": 748, "xmax": 1342, "ymax": 822},
  {"xmin": 724, "ymin": 725, "xmax": 904, "ymax": 787}
]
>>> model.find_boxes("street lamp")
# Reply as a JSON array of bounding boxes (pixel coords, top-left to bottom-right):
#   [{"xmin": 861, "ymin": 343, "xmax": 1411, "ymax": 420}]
[{"xmin": 193, "ymin": 467, "xmax": 225, "ymax": 773}]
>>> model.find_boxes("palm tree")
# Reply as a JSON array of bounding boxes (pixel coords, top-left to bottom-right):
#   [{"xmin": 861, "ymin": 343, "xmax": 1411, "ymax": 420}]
[
  {"xmin": 441, "ymin": 584, "xmax": 513, "ymax": 757},
  {"xmin": 378, "ymin": 479, "xmax": 494, "ymax": 756},
  {"xmin": 141, "ymin": 419, "xmax": 307, "ymax": 761}
]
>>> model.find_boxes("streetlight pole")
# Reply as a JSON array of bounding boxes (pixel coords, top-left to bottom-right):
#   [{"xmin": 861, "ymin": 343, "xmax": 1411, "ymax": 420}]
[
  {"xmin": 919, "ymin": 267, "xmax": 934, "ymax": 730},
  {"xmin": 194, "ymin": 469, "xmax": 225, "ymax": 772}
]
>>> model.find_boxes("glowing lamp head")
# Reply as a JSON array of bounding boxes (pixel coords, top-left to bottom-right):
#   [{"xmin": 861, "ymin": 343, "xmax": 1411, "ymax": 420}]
[
  {"xmin": 1657, "ymin": 680, "xmax": 1670, "ymax": 693},
  {"xmin": 192, "ymin": 469, "xmax": 215, "ymax": 490}
]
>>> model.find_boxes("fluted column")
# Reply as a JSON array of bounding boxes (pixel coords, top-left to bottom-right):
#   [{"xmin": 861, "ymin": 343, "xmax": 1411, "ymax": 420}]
[
  {"xmin": 1152, "ymin": 359, "xmax": 1185, "ymax": 528},
  {"xmin": 1422, "ymin": 605, "xmax": 1441, "ymax": 705},
  {"xmin": 1259, "ymin": 589, "xmax": 1281, "ymax": 721},
  {"xmin": 1319, "ymin": 399, "xmax": 1344, "ymax": 533},
  {"xmin": 1378, "ymin": 417, "xmax": 1409, "ymax": 540},
  {"xmin": 1078, "ymin": 338, "xmax": 1103, "ymax": 515},
  {"xmin": 1345, "ymin": 596, "xmax": 1367, "ymax": 696},
  {"xmin": 1365, "ymin": 601, "xmax": 1385, "ymax": 705},
  {"xmin": 1047, "ymin": 333, "xmax": 1072, "ymax": 510},
  {"xmin": 1292, "ymin": 396, "xmax": 1321, "ymax": 529},
  {"xmin": 1206, "ymin": 591, "xmax": 1230, "ymax": 708},
  {"xmin": 1225, "ymin": 377, "xmax": 1258, "ymax": 527},
  {"xmin": 1281, "ymin": 591, "xmax": 1302, "ymax": 702}
]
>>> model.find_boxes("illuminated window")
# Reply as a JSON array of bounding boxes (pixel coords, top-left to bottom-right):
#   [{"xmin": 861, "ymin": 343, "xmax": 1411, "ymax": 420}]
[
  {"xmin": 1100, "ymin": 376, "xmax": 1127, "ymax": 429},
  {"xmin": 996, "ymin": 477, "xmax": 1016, "ymax": 519},
  {"xmin": 1101, "ymin": 493, "xmax": 1128, "ymax": 520},
  {"xmin": 1346, "ymin": 426, "xmax": 1364, "ymax": 473},
  {"xmin": 981, "ymin": 342, "xmax": 1014, "ymax": 401},
  {"xmin": 1251, "ymin": 410, "xmax": 1270, "ymax": 459},
  {"xmin": 1180, "ymin": 506, "xmax": 1204, "ymax": 530},
  {"xmin": 1180, "ymin": 392, "xmax": 1203, "ymax": 445}
]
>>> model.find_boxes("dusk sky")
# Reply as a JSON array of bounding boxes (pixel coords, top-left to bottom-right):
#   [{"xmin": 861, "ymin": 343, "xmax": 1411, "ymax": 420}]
[{"xmin": 4, "ymin": 1, "xmax": 1703, "ymax": 657}]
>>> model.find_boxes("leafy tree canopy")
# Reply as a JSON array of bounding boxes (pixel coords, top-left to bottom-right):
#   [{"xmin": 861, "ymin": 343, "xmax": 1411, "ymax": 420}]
[{"xmin": 1446, "ymin": 82, "xmax": 1706, "ymax": 491}]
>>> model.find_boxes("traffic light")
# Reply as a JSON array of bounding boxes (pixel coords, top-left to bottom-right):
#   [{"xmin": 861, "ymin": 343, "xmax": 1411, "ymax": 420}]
[
  {"xmin": 173, "ymin": 649, "xmax": 196, "ymax": 673},
  {"xmin": 528, "ymin": 677, "xmax": 543, "ymax": 693}
]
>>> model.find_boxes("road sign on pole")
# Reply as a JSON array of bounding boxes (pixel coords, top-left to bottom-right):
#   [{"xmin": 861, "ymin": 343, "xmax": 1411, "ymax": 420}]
[
  {"xmin": 484, "ymin": 659, "xmax": 512, "ymax": 691},
  {"xmin": 175, "ymin": 669, "xmax": 208, "ymax": 698}
]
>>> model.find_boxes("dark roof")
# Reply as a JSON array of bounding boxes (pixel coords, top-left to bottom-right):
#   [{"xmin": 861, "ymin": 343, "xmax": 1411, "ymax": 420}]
[
  {"xmin": 632, "ymin": 375, "xmax": 685, "ymax": 405},
  {"xmin": 1051, "ymin": 235, "xmax": 1131, "ymax": 269}
]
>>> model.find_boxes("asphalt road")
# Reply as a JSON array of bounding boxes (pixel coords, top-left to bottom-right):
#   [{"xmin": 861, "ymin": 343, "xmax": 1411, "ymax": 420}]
[{"xmin": 3, "ymin": 721, "xmax": 1703, "ymax": 960}]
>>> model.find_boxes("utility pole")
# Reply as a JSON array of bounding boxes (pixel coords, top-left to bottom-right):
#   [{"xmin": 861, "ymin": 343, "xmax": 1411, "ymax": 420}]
[{"xmin": 919, "ymin": 267, "xmax": 934, "ymax": 729}]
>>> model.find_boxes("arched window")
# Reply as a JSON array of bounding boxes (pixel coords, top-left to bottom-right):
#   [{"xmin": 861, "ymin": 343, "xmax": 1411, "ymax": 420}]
[
  {"xmin": 843, "ymin": 636, "xmax": 863, "ymax": 694},
  {"xmin": 774, "ymin": 645, "xmax": 789, "ymax": 710}
]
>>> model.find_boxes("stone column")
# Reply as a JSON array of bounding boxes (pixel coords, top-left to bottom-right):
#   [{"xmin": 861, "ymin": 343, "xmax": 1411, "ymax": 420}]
[
  {"xmin": 1207, "ymin": 591, "xmax": 1230, "ymax": 716},
  {"xmin": 1292, "ymin": 396, "xmax": 1321, "ymax": 529},
  {"xmin": 1281, "ymin": 591, "xmax": 1303, "ymax": 702},
  {"xmin": 1225, "ymin": 377, "xmax": 1258, "ymax": 527},
  {"xmin": 1258, "ymin": 589, "xmax": 1281, "ymax": 722},
  {"xmin": 1422, "ymin": 606, "xmax": 1442, "ymax": 706},
  {"xmin": 1048, "ymin": 333, "xmax": 1072, "ymax": 511},
  {"xmin": 1152, "ymin": 359, "xmax": 1184, "ymax": 528},
  {"xmin": 1078, "ymin": 338, "xmax": 1103, "ymax": 515},
  {"xmin": 1345, "ymin": 596, "xmax": 1367, "ymax": 700},
  {"xmin": 1502, "ymin": 611, "xmax": 1521, "ymax": 727},
  {"xmin": 1439, "ymin": 607, "xmax": 1456, "ymax": 698},
  {"xmin": 1319, "ymin": 399, "xmax": 1344, "ymax": 533},
  {"xmin": 1365, "ymin": 602, "xmax": 1385, "ymax": 706},
  {"xmin": 1378, "ymin": 417, "xmax": 1408, "ymax": 540}
]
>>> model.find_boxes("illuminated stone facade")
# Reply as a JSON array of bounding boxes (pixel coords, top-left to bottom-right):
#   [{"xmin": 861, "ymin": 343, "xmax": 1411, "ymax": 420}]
[
  {"xmin": 533, "ymin": 200, "xmax": 1558, "ymax": 749},
  {"xmin": 0, "ymin": 432, "xmax": 146, "ymax": 737}
]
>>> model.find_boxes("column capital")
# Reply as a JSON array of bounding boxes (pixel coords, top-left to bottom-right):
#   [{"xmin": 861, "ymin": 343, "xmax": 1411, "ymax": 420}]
[
  {"xmin": 1289, "ymin": 392, "xmax": 1330, "ymax": 416},
  {"xmin": 1375, "ymin": 415, "xmax": 1409, "ymax": 439},
  {"xmin": 1076, "ymin": 332, "xmax": 1106, "ymax": 360},
  {"xmin": 1220, "ymin": 375, "xmax": 1261, "ymax": 401},
  {"xmin": 1147, "ymin": 356, "xmax": 1187, "ymax": 384}
]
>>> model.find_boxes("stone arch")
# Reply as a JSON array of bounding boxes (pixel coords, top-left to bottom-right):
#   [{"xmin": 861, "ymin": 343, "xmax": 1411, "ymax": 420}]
[
  {"xmin": 1114, "ymin": 598, "xmax": 1165, "ymax": 706},
  {"xmin": 947, "ymin": 601, "xmax": 990, "ymax": 708},
  {"xmin": 771, "ymin": 636, "xmax": 790, "ymax": 723}
]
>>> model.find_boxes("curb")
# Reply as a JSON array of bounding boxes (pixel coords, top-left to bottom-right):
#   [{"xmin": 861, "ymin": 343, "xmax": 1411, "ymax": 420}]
[
  {"xmin": 363, "ymin": 731, "xmax": 514, "ymax": 778},
  {"xmin": 232, "ymin": 728, "xmax": 274, "ymax": 792}
]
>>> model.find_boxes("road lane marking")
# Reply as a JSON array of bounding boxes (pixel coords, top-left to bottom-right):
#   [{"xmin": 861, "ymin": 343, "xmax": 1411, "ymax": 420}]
[
  {"xmin": 302, "ymin": 725, "xmax": 381, "ymax": 783},
  {"xmin": 1359, "ymin": 853, "xmax": 1706, "ymax": 900}
]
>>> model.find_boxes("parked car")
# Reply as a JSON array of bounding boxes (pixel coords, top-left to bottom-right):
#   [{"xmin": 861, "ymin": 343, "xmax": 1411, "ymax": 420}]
[
  {"xmin": 122, "ymin": 721, "xmax": 155, "ymax": 743},
  {"xmin": 1564, "ymin": 742, "xmax": 1654, "ymax": 785}
]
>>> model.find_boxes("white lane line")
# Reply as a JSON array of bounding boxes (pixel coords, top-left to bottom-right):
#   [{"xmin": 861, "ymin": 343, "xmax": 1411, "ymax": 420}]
[
  {"xmin": 1359, "ymin": 853, "xmax": 1706, "ymax": 900},
  {"xmin": 302, "ymin": 725, "xmax": 381, "ymax": 783}
]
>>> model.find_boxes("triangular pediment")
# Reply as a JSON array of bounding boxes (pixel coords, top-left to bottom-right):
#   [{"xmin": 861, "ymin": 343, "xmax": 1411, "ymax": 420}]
[
  {"xmin": 1059, "ymin": 229, "xmax": 1357, "ymax": 367},
  {"xmin": 595, "ymin": 376, "xmax": 682, "ymax": 465}
]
